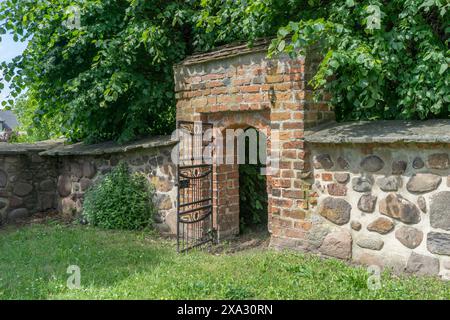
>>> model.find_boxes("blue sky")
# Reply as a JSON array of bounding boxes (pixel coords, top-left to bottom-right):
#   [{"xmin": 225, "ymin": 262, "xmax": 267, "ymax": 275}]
[{"xmin": 0, "ymin": 32, "xmax": 28, "ymax": 104}]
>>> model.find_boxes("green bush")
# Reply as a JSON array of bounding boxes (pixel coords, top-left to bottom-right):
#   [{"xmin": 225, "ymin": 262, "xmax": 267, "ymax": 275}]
[{"xmin": 83, "ymin": 162, "xmax": 156, "ymax": 230}]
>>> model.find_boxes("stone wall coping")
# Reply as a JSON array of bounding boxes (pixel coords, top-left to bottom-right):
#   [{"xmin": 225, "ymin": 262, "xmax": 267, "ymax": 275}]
[
  {"xmin": 40, "ymin": 135, "xmax": 177, "ymax": 156},
  {"xmin": 175, "ymin": 38, "xmax": 272, "ymax": 67},
  {"xmin": 0, "ymin": 139, "xmax": 64, "ymax": 155},
  {"xmin": 305, "ymin": 120, "xmax": 450, "ymax": 145}
]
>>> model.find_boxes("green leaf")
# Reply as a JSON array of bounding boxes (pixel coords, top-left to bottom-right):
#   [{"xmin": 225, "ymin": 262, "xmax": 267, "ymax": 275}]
[{"xmin": 277, "ymin": 40, "xmax": 286, "ymax": 52}]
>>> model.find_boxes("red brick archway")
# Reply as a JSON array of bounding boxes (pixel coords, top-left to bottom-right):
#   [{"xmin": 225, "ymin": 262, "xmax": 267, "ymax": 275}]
[
  {"xmin": 174, "ymin": 40, "xmax": 333, "ymax": 241},
  {"xmin": 207, "ymin": 111, "xmax": 271, "ymax": 238}
]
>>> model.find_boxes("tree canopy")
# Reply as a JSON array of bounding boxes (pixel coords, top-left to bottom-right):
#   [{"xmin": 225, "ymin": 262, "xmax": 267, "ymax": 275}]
[{"xmin": 0, "ymin": 0, "xmax": 448, "ymax": 143}]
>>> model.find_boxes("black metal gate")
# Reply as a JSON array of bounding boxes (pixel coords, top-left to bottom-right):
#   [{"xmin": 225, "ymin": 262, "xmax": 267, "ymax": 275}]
[{"xmin": 176, "ymin": 121, "xmax": 215, "ymax": 253}]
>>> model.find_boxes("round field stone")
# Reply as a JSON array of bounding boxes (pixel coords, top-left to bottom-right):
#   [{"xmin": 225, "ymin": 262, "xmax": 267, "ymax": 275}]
[
  {"xmin": 334, "ymin": 173, "xmax": 350, "ymax": 184},
  {"xmin": 319, "ymin": 230, "xmax": 352, "ymax": 260},
  {"xmin": 313, "ymin": 154, "xmax": 334, "ymax": 170},
  {"xmin": 13, "ymin": 182, "xmax": 33, "ymax": 197},
  {"xmin": 352, "ymin": 175, "xmax": 373, "ymax": 193},
  {"xmin": 357, "ymin": 194, "xmax": 377, "ymax": 213},
  {"xmin": 395, "ymin": 226, "xmax": 423, "ymax": 249},
  {"xmin": 430, "ymin": 191, "xmax": 450, "ymax": 231},
  {"xmin": 377, "ymin": 176, "xmax": 402, "ymax": 192},
  {"xmin": 427, "ymin": 153, "xmax": 449, "ymax": 169},
  {"xmin": 392, "ymin": 160, "xmax": 407, "ymax": 175},
  {"xmin": 351, "ymin": 220, "xmax": 362, "ymax": 231},
  {"xmin": 412, "ymin": 157, "xmax": 424, "ymax": 169},
  {"xmin": 427, "ymin": 232, "xmax": 450, "ymax": 255},
  {"xmin": 360, "ymin": 155, "xmax": 384, "ymax": 172},
  {"xmin": 406, "ymin": 173, "xmax": 441, "ymax": 194},
  {"xmin": 337, "ymin": 157, "xmax": 350, "ymax": 170},
  {"xmin": 317, "ymin": 197, "xmax": 351, "ymax": 225},
  {"xmin": 406, "ymin": 252, "xmax": 439, "ymax": 276},
  {"xmin": 379, "ymin": 193, "xmax": 421, "ymax": 224},
  {"xmin": 367, "ymin": 217, "xmax": 394, "ymax": 234},
  {"xmin": 356, "ymin": 236, "xmax": 384, "ymax": 251}
]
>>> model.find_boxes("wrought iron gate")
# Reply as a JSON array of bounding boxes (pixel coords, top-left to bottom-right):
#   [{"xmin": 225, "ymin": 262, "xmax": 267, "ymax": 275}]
[{"xmin": 176, "ymin": 121, "xmax": 215, "ymax": 253}]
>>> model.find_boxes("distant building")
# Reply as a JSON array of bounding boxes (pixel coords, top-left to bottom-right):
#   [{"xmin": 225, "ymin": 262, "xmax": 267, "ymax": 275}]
[{"xmin": 0, "ymin": 110, "xmax": 19, "ymax": 141}]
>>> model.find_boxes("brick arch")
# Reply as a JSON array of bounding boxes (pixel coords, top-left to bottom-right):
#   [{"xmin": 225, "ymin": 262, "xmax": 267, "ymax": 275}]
[
  {"xmin": 207, "ymin": 111, "xmax": 272, "ymax": 238},
  {"xmin": 174, "ymin": 41, "xmax": 333, "ymax": 242}
]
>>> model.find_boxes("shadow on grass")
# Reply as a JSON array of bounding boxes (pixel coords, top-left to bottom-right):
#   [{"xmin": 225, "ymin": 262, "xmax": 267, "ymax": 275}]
[{"xmin": 0, "ymin": 222, "xmax": 175, "ymax": 299}]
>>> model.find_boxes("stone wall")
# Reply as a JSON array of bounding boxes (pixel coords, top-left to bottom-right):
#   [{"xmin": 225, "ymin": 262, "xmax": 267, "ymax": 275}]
[
  {"xmin": 270, "ymin": 121, "xmax": 450, "ymax": 278},
  {"xmin": 0, "ymin": 141, "xmax": 61, "ymax": 225},
  {"xmin": 0, "ymin": 137, "xmax": 178, "ymax": 233},
  {"xmin": 41, "ymin": 136, "xmax": 178, "ymax": 233}
]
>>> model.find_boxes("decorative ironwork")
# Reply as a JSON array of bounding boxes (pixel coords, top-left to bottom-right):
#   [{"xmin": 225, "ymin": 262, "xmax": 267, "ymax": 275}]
[{"xmin": 176, "ymin": 121, "xmax": 215, "ymax": 253}]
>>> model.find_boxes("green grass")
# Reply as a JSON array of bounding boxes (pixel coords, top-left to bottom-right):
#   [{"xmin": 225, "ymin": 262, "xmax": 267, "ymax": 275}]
[{"xmin": 0, "ymin": 222, "xmax": 449, "ymax": 300}]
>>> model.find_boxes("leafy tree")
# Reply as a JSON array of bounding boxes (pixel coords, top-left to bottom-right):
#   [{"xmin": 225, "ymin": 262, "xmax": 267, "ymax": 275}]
[
  {"xmin": 8, "ymin": 94, "xmax": 62, "ymax": 142},
  {"xmin": 0, "ymin": 0, "xmax": 198, "ymax": 143},
  {"xmin": 269, "ymin": 0, "xmax": 449, "ymax": 121},
  {"xmin": 0, "ymin": 0, "xmax": 448, "ymax": 144}
]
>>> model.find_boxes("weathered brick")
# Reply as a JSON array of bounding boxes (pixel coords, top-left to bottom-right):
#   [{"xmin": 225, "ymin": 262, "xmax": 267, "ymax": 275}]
[{"xmin": 282, "ymin": 189, "xmax": 303, "ymax": 199}]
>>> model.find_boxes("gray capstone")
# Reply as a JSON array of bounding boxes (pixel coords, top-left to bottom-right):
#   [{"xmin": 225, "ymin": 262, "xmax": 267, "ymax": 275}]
[
  {"xmin": 429, "ymin": 191, "xmax": 450, "ymax": 231},
  {"xmin": 406, "ymin": 173, "xmax": 441, "ymax": 194},
  {"xmin": 395, "ymin": 226, "xmax": 423, "ymax": 249},
  {"xmin": 377, "ymin": 176, "xmax": 402, "ymax": 192},
  {"xmin": 427, "ymin": 232, "xmax": 450, "ymax": 256},
  {"xmin": 360, "ymin": 155, "xmax": 384, "ymax": 172},
  {"xmin": 405, "ymin": 252, "xmax": 440, "ymax": 276},
  {"xmin": 352, "ymin": 175, "xmax": 374, "ymax": 193},
  {"xmin": 317, "ymin": 197, "xmax": 352, "ymax": 225}
]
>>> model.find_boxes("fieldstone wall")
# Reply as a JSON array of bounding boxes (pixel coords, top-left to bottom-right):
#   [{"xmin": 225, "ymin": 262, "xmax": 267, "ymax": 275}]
[
  {"xmin": 41, "ymin": 136, "xmax": 178, "ymax": 233},
  {"xmin": 273, "ymin": 121, "xmax": 450, "ymax": 279},
  {"xmin": 0, "ymin": 141, "xmax": 61, "ymax": 225}
]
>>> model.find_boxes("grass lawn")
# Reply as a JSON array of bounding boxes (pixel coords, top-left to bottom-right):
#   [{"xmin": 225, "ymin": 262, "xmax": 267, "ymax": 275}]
[{"xmin": 0, "ymin": 222, "xmax": 449, "ymax": 300}]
